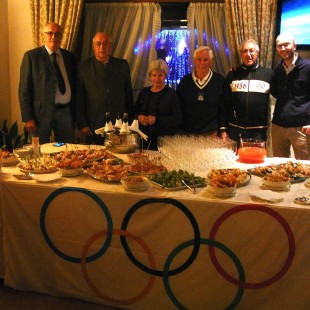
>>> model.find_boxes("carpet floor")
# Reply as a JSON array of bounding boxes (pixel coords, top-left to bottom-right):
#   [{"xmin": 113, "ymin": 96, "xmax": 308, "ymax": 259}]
[{"xmin": 0, "ymin": 280, "xmax": 122, "ymax": 310}]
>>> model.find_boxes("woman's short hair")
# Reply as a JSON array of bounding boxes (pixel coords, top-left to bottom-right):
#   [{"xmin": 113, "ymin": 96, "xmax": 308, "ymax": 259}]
[
  {"xmin": 148, "ymin": 59, "xmax": 169, "ymax": 77},
  {"xmin": 193, "ymin": 46, "xmax": 213, "ymax": 60}
]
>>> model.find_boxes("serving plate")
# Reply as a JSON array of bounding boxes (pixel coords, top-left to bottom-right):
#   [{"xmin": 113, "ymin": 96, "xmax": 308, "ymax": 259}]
[
  {"xmin": 18, "ymin": 165, "xmax": 58, "ymax": 174},
  {"xmin": 32, "ymin": 173, "xmax": 62, "ymax": 183},
  {"xmin": 261, "ymin": 183, "xmax": 290, "ymax": 192},
  {"xmin": 149, "ymin": 180, "xmax": 204, "ymax": 191},
  {"xmin": 294, "ymin": 196, "xmax": 310, "ymax": 205},
  {"xmin": 249, "ymin": 190, "xmax": 284, "ymax": 203},
  {"xmin": 87, "ymin": 172, "xmax": 121, "ymax": 183},
  {"xmin": 247, "ymin": 161, "xmax": 310, "ymax": 183}
]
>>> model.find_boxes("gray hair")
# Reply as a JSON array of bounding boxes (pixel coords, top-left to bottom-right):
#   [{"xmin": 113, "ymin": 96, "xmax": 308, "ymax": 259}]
[
  {"xmin": 193, "ymin": 46, "xmax": 214, "ymax": 60},
  {"xmin": 239, "ymin": 39, "xmax": 260, "ymax": 53},
  {"xmin": 148, "ymin": 59, "xmax": 169, "ymax": 76}
]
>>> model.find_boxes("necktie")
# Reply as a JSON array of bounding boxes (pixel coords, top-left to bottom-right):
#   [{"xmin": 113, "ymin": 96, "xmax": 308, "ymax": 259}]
[{"xmin": 52, "ymin": 53, "xmax": 66, "ymax": 94}]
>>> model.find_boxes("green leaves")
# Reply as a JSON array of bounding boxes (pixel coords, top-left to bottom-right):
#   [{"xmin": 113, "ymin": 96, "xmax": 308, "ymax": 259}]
[{"xmin": 0, "ymin": 120, "xmax": 29, "ymax": 152}]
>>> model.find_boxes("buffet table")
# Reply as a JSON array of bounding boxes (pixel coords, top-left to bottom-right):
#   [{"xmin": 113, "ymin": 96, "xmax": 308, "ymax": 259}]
[{"xmin": 1, "ymin": 145, "xmax": 310, "ymax": 309}]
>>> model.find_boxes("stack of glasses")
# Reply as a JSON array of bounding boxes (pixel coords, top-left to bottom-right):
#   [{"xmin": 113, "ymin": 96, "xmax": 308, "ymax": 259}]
[{"xmin": 157, "ymin": 135, "xmax": 237, "ymax": 177}]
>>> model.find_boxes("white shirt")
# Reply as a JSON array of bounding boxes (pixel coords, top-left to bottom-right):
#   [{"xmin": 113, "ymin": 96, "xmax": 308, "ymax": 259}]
[{"xmin": 45, "ymin": 46, "xmax": 71, "ymax": 104}]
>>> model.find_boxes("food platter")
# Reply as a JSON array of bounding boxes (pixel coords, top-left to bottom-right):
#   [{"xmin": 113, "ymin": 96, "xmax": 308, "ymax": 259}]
[
  {"xmin": 247, "ymin": 161, "xmax": 310, "ymax": 183},
  {"xmin": 18, "ymin": 164, "xmax": 58, "ymax": 174},
  {"xmin": 149, "ymin": 180, "xmax": 204, "ymax": 191},
  {"xmin": 148, "ymin": 170, "xmax": 206, "ymax": 191},
  {"xmin": 87, "ymin": 172, "xmax": 121, "ymax": 183},
  {"xmin": 86, "ymin": 158, "xmax": 128, "ymax": 182},
  {"xmin": 208, "ymin": 168, "xmax": 251, "ymax": 187}
]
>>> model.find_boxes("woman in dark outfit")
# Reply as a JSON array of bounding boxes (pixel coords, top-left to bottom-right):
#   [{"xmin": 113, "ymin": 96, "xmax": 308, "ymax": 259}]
[{"xmin": 134, "ymin": 59, "xmax": 182, "ymax": 150}]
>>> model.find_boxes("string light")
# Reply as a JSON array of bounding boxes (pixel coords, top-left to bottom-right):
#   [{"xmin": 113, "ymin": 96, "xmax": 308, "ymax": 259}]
[{"xmin": 156, "ymin": 29, "xmax": 191, "ymax": 89}]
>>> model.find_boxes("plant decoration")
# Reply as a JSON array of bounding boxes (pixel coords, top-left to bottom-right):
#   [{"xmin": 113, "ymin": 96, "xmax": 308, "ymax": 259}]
[{"xmin": 0, "ymin": 120, "xmax": 30, "ymax": 152}]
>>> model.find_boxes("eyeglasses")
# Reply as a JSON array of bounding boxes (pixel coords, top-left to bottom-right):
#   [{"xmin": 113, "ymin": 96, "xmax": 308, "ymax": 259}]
[
  {"xmin": 44, "ymin": 31, "xmax": 62, "ymax": 37},
  {"xmin": 276, "ymin": 42, "xmax": 292, "ymax": 50},
  {"xmin": 241, "ymin": 49, "xmax": 257, "ymax": 55},
  {"xmin": 93, "ymin": 41, "xmax": 111, "ymax": 47}
]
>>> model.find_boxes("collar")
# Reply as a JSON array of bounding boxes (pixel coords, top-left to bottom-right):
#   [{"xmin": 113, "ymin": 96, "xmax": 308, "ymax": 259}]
[
  {"xmin": 282, "ymin": 52, "xmax": 298, "ymax": 73},
  {"xmin": 45, "ymin": 46, "xmax": 61, "ymax": 56},
  {"xmin": 241, "ymin": 60, "xmax": 259, "ymax": 71},
  {"xmin": 192, "ymin": 70, "xmax": 213, "ymax": 89}
]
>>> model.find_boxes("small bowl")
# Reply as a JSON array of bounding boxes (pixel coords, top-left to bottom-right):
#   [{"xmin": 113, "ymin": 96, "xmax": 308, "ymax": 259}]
[
  {"xmin": 121, "ymin": 176, "xmax": 149, "ymax": 191},
  {"xmin": 60, "ymin": 167, "xmax": 84, "ymax": 177},
  {"xmin": 13, "ymin": 147, "xmax": 33, "ymax": 158},
  {"xmin": 1, "ymin": 152, "xmax": 19, "ymax": 165},
  {"xmin": 262, "ymin": 177, "xmax": 290, "ymax": 189},
  {"xmin": 207, "ymin": 184, "xmax": 236, "ymax": 197}
]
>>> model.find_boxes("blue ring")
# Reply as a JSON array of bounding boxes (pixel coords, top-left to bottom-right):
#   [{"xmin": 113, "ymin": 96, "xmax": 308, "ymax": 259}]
[
  {"xmin": 163, "ymin": 238, "xmax": 245, "ymax": 309},
  {"xmin": 121, "ymin": 198, "xmax": 200, "ymax": 276},
  {"xmin": 40, "ymin": 187, "xmax": 113, "ymax": 263}
]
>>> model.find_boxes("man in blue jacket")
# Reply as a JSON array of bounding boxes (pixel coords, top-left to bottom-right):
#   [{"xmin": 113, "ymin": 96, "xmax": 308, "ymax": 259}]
[{"xmin": 270, "ymin": 33, "xmax": 310, "ymax": 159}]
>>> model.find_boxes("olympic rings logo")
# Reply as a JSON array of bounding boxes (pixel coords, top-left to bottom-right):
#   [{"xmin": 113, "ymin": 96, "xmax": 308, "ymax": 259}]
[{"xmin": 40, "ymin": 187, "xmax": 295, "ymax": 308}]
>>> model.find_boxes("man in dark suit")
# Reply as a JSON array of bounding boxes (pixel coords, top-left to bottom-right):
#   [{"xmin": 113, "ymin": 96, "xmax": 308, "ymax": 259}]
[
  {"xmin": 19, "ymin": 22, "xmax": 76, "ymax": 144},
  {"xmin": 75, "ymin": 32, "xmax": 134, "ymax": 145}
]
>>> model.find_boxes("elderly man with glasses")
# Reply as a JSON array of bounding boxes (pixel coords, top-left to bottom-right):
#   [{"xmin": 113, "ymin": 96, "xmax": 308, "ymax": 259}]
[
  {"xmin": 19, "ymin": 22, "xmax": 76, "ymax": 144},
  {"xmin": 75, "ymin": 32, "xmax": 134, "ymax": 145},
  {"xmin": 220, "ymin": 39, "xmax": 273, "ymax": 147}
]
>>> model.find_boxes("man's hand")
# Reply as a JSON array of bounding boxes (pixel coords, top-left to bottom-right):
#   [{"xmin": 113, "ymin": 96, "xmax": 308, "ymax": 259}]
[{"xmin": 25, "ymin": 120, "xmax": 37, "ymax": 134}]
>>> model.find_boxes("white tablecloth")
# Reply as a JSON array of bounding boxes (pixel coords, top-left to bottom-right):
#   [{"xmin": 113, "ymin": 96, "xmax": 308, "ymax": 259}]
[{"xmin": 1, "ymin": 146, "xmax": 310, "ymax": 309}]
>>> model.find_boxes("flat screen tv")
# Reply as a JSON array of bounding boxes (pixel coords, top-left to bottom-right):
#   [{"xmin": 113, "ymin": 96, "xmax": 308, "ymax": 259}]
[{"xmin": 278, "ymin": 0, "xmax": 310, "ymax": 48}]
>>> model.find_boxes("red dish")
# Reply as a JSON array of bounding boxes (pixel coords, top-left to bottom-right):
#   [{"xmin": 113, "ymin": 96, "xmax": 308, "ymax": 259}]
[{"xmin": 238, "ymin": 147, "xmax": 267, "ymax": 163}]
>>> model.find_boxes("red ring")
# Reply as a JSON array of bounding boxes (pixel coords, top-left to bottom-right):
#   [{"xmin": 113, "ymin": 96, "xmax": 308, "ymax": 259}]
[
  {"xmin": 209, "ymin": 204, "xmax": 295, "ymax": 289},
  {"xmin": 81, "ymin": 228, "xmax": 156, "ymax": 304}
]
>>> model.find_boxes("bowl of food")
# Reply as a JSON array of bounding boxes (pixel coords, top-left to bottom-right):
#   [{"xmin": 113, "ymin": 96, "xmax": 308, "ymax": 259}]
[
  {"xmin": 206, "ymin": 174, "xmax": 237, "ymax": 197},
  {"xmin": 59, "ymin": 167, "xmax": 84, "ymax": 177},
  {"xmin": 121, "ymin": 175, "xmax": 149, "ymax": 191},
  {"xmin": 262, "ymin": 171, "xmax": 290, "ymax": 189},
  {"xmin": 1, "ymin": 151, "xmax": 19, "ymax": 166}
]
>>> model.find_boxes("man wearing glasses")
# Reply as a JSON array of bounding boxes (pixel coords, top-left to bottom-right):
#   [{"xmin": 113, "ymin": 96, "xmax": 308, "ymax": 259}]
[
  {"xmin": 220, "ymin": 39, "xmax": 273, "ymax": 146},
  {"xmin": 75, "ymin": 32, "xmax": 134, "ymax": 145},
  {"xmin": 270, "ymin": 33, "xmax": 310, "ymax": 159},
  {"xmin": 19, "ymin": 22, "xmax": 76, "ymax": 144}
]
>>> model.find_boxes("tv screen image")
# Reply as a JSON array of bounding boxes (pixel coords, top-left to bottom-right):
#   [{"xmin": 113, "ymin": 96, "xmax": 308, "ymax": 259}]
[{"xmin": 280, "ymin": 0, "xmax": 310, "ymax": 46}]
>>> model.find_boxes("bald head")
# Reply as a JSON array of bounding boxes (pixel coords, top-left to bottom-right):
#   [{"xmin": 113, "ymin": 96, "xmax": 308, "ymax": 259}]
[{"xmin": 92, "ymin": 32, "xmax": 113, "ymax": 63}]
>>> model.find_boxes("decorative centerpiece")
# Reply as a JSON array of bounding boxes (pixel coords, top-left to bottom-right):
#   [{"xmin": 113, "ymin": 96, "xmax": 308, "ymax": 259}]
[{"xmin": 95, "ymin": 112, "xmax": 147, "ymax": 154}]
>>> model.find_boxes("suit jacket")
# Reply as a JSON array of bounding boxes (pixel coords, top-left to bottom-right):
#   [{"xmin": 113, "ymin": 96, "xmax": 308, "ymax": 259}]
[
  {"xmin": 18, "ymin": 46, "xmax": 76, "ymax": 125},
  {"xmin": 75, "ymin": 56, "xmax": 134, "ymax": 132}
]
